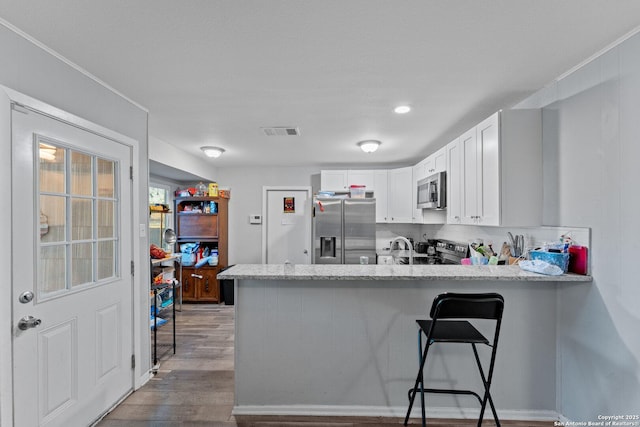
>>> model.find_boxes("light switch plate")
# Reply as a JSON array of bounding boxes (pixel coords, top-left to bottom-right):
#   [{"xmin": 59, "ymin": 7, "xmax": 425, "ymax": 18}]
[{"xmin": 249, "ymin": 214, "xmax": 262, "ymax": 224}]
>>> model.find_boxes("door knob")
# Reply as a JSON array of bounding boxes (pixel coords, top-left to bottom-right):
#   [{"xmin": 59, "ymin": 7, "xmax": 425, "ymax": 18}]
[
  {"xmin": 18, "ymin": 315, "xmax": 41, "ymax": 330},
  {"xmin": 18, "ymin": 291, "xmax": 34, "ymax": 304}
]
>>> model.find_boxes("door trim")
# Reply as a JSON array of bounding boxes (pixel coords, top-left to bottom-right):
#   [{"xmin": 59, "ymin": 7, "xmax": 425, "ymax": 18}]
[
  {"xmin": 261, "ymin": 186, "xmax": 312, "ymax": 264},
  {"xmin": 0, "ymin": 85, "xmax": 142, "ymax": 426}
]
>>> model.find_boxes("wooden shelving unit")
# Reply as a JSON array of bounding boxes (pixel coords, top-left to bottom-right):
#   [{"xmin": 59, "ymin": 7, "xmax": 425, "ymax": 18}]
[{"xmin": 175, "ymin": 196, "xmax": 229, "ymax": 303}]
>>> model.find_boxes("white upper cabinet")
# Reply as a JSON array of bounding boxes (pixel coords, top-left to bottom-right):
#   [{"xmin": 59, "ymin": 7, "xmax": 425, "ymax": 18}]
[
  {"xmin": 387, "ymin": 167, "xmax": 414, "ymax": 223},
  {"xmin": 446, "ymin": 137, "xmax": 462, "ymax": 224},
  {"xmin": 424, "ymin": 146, "xmax": 447, "ymax": 175},
  {"xmin": 320, "ymin": 170, "xmax": 376, "ymax": 192},
  {"xmin": 374, "ymin": 170, "xmax": 389, "ymax": 222},
  {"xmin": 320, "ymin": 170, "xmax": 348, "ymax": 192},
  {"xmin": 412, "ymin": 163, "xmax": 424, "ymax": 224},
  {"xmin": 450, "ymin": 109, "xmax": 542, "ymax": 226}
]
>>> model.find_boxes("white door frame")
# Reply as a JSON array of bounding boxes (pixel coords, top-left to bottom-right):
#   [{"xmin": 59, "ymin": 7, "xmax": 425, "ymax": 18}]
[
  {"xmin": 0, "ymin": 85, "xmax": 143, "ymax": 426},
  {"xmin": 261, "ymin": 186, "xmax": 312, "ymax": 264}
]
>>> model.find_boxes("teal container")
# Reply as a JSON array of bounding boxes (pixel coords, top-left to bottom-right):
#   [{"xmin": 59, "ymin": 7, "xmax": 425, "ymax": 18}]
[{"xmin": 529, "ymin": 251, "xmax": 570, "ymax": 273}]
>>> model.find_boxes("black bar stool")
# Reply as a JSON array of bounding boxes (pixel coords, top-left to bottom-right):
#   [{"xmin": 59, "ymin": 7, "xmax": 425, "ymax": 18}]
[{"xmin": 404, "ymin": 292, "xmax": 505, "ymax": 427}]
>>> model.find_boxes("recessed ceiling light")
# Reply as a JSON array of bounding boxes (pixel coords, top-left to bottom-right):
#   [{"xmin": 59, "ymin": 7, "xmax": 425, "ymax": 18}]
[
  {"xmin": 357, "ymin": 140, "xmax": 381, "ymax": 153},
  {"xmin": 394, "ymin": 105, "xmax": 411, "ymax": 114},
  {"xmin": 200, "ymin": 146, "xmax": 226, "ymax": 158}
]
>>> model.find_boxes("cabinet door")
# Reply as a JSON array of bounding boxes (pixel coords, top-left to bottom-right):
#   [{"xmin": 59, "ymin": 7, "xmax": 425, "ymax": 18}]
[
  {"xmin": 412, "ymin": 164, "xmax": 424, "ymax": 224},
  {"xmin": 387, "ymin": 167, "xmax": 413, "ymax": 223},
  {"xmin": 181, "ymin": 268, "xmax": 197, "ymax": 302},
  {"xmin": 347, "ymin": 170, "xmax": 375, "ymax": 191},
  {"xmin": 476, "ymin": 113, "xmax": 500, "ymax": 226},
  {"xmin": 446, "ymin": 137, "xmax": 462, "ymax": 224},
  {"xmin": 177, "ymin": 213, "xmax": 218, "ymax": 239},
  {"xmin": 320, "ymin": 170, "xmax": 348, "ymax": 192},
  {"xmin": 197, "ymin": 268, "xmax": 220, "ymax": 302},
  {"xmin": 433, "ymin": 146, "xmax": 447, "ymax": 173},
  {"xmin": 374, "ymin": 170, "xmax": 388, "ymax": 223},
  {"xmin": 461, "ymin": 127, "xmax": 479, "ymax": 224}
]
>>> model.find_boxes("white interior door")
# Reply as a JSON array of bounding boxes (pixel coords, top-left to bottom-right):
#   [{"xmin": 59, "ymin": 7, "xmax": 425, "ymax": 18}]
[
  {"xmin": 11, "ymin": 105, "xmax": 133, "ymax": 426},
  {"xmin": 263, "ymin": 188, "xmax": 311, "ymax": 264}
]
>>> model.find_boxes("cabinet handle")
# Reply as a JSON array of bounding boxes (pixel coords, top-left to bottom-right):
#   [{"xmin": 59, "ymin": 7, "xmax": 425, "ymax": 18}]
[
  {"xmin": 184, "ymin": 279, "xmax": 189, "ymax": 292},
  {"xmin": 205, "ymin": 279, "xmax": 210, "ymax": 292}
]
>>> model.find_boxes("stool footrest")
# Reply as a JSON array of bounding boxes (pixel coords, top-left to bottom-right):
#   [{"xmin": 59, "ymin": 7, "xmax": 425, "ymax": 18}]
[{"xmin": 407, "ymin": 387, "xmax": 482, "ymax": 405}]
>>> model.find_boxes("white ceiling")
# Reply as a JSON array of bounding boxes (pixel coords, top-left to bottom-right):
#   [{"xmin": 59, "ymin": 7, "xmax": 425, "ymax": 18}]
[{"xmin": 1, "ymin": 1, "xmax": 640, "ymax": 169}]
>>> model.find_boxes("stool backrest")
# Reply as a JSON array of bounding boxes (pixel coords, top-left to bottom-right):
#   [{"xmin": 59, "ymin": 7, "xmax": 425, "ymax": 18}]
[{"xmin": 429, "ymin": 292, "xmax": 504, "ymax": 320}]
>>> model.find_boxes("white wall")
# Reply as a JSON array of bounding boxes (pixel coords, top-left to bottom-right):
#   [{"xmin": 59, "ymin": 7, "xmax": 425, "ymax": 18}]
[
  {"xmin": 216, "ymin": 166, "xmax": 320, "ymax": 264},
  {"xmin": 0, "ymin": 21, "xmax": 149, "ymax": 426},
  {"xmin": 149, "ymin": 135, "xmax": 218, "ymax": 182},
  {"xmin": 514, "ymin": 32, "xmax": 640, "ymax": 421}
]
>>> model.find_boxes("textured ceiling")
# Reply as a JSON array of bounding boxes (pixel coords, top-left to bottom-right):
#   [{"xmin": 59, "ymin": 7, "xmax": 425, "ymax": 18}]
[{"xmin": 1, "ymin": 1, "xmax": 640, "ymax": 168}]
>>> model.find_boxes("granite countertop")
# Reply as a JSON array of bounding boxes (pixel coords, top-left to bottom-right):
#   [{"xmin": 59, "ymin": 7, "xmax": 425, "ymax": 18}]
[{"xmin": 217, "ymin": 264, "xmax": 592, "ymax": 282}]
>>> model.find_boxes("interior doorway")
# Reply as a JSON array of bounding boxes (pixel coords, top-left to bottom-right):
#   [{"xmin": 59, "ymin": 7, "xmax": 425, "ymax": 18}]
[{"xmin": 262, "ymin": 186, "xmax": 312, "ymax": 264}]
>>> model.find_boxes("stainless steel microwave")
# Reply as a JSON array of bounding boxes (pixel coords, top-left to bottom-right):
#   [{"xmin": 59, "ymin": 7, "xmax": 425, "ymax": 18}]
[{"xmin": 417, "ymin": 171, "xmax": 446, "ymax": 209}]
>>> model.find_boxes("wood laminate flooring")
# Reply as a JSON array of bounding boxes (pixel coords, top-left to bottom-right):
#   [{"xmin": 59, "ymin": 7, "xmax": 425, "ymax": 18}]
[{"xmin": 97, "ymin": 304, "xmax": 556, "ymax": 427}]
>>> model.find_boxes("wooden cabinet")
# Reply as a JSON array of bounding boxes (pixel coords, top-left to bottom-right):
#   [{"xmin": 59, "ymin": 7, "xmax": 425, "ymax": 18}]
[
  {"xmin": 448, "ymin": 110, "xmax": 542, "ymax": 226},
  {"xmin": 175, "ymin": 196, "xmax": 229, "ymax": 302},
  {"xmin": 181, "ymin": 266, "xmax": 220, "ymax": 303}
]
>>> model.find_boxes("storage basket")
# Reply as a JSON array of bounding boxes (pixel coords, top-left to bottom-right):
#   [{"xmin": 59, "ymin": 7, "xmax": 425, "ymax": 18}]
[{"xmin": 529, "ymin": 251, "xmax": 570, "ymax": 273}]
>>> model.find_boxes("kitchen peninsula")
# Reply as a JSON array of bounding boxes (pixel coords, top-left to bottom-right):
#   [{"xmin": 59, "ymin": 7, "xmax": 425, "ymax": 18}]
[{"xmin": 219, "ymin": 264, "xmax": 591, "ymax": 421}]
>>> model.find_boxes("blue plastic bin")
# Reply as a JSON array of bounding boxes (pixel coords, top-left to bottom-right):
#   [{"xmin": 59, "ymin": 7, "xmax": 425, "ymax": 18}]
[{"xmin": 529, "ymin": 251, "xmax": 570, "ymax": 273}]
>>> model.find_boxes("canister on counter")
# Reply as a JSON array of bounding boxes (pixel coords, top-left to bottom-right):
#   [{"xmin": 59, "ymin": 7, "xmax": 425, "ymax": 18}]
[{"xmin": 208, "ymin": 182, "xmax": 219, "ymax": 197}]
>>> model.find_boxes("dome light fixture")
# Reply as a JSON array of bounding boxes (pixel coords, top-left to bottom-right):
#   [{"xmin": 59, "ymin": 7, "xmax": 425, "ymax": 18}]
[
  {"xmin": 200, "ymin": 146, "xmax": 226, "ymax": 158},
  {"xmin": 357, "ymin": 140, "xmax": 381, "ymax": 153},
  {"xmin": 394, "ymin": 105, "xmax": 411, "ymax": 114}
]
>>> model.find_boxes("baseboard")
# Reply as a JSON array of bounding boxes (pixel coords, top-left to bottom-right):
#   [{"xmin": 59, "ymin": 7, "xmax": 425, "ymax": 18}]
[{"xmin": 232, "ymin": 404, "xmax": 560, "ymax": 421}]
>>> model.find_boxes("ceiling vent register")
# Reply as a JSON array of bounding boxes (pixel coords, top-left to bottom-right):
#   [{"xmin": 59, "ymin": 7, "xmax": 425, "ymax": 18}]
[{"xmin": 261, "ymin": 127, "xmax": 300, "ymax": 136}]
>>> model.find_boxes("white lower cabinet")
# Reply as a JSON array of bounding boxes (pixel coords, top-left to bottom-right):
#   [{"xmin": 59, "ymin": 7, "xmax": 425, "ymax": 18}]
[{"xmin": 447, "ymin": 109, "xmax": 542, "ymax": 226}]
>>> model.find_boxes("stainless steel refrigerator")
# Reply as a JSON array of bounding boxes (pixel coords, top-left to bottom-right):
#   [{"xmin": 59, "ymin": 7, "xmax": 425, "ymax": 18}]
[{"xmin": 312, "ymin": 198, "xmax": 376, "ymax": 264}]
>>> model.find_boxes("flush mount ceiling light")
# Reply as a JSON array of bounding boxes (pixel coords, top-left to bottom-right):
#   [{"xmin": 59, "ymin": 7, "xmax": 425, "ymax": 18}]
[
  {"xmin": 357, "ymin": 140, "xmax": 381, "ymax": 153},
  {"xmin": 200, "ymin": 146, "xmax": 226, "ymax": 158},
  {"xmin": 394, "ymin": 105, "xmax": 411, "ymax": 114}
]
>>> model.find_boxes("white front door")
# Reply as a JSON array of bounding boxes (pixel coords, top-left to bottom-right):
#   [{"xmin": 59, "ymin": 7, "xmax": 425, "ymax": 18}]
[
  {"xmin": 263, "ymin": 188, "xmax": 311, "ymax": 264},
  {"xmin": 11, "ymin": 105, "xmax": 133, "ymax": 426}
]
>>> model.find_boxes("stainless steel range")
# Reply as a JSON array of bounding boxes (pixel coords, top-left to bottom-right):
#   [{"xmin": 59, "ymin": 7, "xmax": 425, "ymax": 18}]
[
  {"xmin": 435, "ymin": 239, "xmax": 469, "ymax": 264},
  {"xmin": 412, "ymin": 239, "xmax": 469, "ymax": 265}
]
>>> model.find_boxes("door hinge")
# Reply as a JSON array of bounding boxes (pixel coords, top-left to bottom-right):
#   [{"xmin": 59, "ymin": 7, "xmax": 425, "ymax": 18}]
[
  {"xmin": 129, "ymin": 166, "xmax": 134, "ymax": 180},
  {"xmin": 131, "ymin": 354, "xmax": 135, "ymax": 369},
  {"xmin": 131, "ymin": 260, "xmax": 135, "ymax": 276}
]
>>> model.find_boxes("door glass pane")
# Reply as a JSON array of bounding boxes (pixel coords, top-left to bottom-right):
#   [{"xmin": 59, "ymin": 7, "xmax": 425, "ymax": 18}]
[
  {"xmin": 39, "ymin": 245, "xmax": 66, "ymax": 295},
  {"xmin": 97, "ymin": 200, "xmax": 115, "ymax": 238},
  {"xmin": 71, "ymin": 198, "xmax": 93, "ymax": 241},
  {"xmin": 71, "ymin": 242, "xmax": 93, "ymax": 286},
  {"xmin": 97, "ymin": 158, "xmax": 115, "ymax": 198},
  {"xmin": 40, "ymin": 195, "xmax": 66, "ymax": 243},
  {"xmin": 71, "ymin": 151, "xmax": 93, "ymax": 196},
  {"xmin": 97, "ymin": 240, "xmax": 115, "ymax": 280},
  {"xmin": 38, "ymin": 142, "xmax": 120, "ymax": 297},
  {"xmin": 39, "ymin": 141, "xmax": 65, "ymax": 193}
]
